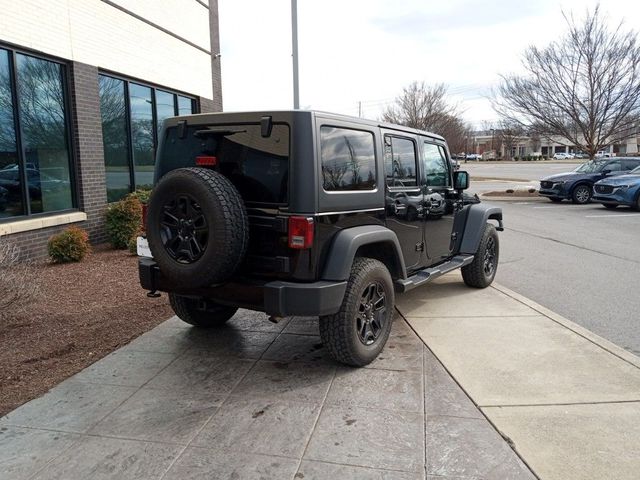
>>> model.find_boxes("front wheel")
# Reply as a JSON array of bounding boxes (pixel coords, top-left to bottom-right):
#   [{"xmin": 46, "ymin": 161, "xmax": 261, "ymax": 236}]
[
  {"xmin": 462, "ymin": 224, "xmax": 499, "ymax": 288},
  {"xmin": 571, "ymin": 184, "xmax": 592, "ymax": 204},
  {"xmin": 320, "ymin": 258, "xmax": 394, "ymax": 367},
  {"xmin": 169, "ymin": 293, "xmax": 238, "ymax": 328}
]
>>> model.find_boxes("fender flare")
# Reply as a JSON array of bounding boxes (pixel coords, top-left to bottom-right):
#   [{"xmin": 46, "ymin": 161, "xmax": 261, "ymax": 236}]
[
  {"xmin": 458, "ymin": 204, "xmax": 503, "ymax": 255},
  {"xmin": 322, "ymin": 225, "xmax": 407, "ymax": 281}
]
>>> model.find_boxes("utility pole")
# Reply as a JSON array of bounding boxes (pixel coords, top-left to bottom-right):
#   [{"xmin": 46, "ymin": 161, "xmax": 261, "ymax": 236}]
[{"xmin": 291, "ymin": 0, "xmax": 300, "ymax": 109}]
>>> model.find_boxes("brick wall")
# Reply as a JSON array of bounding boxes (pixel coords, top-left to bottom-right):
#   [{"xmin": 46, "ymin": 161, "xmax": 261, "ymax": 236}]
[{"xmin": 68, "ymin": 61, "xmax": 108, "ymax": 244}]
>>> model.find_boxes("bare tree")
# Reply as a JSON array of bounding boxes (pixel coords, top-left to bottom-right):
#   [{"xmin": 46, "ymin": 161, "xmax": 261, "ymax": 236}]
[
  {"xmin": 495, "ymin": 120, "xmax": 524, "ymax": 160},
  {"xmin": 493, "ymin": 7, "xmax": 640, "ymax": 159},
  {"xmin": 382, "ymin": 82, "xmax": 470, "ymax": 153}
]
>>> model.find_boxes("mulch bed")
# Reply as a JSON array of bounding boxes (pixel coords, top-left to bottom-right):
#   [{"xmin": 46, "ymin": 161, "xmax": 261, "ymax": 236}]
[{"xmin": 0, "ymin": 245, "xmax": 173, "ymax": 417}]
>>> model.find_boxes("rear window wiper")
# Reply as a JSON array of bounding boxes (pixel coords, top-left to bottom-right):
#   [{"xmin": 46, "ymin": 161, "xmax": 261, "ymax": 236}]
[{"xmin": 194, "ymin": 127, "xmax": 247, "ymax": 138}]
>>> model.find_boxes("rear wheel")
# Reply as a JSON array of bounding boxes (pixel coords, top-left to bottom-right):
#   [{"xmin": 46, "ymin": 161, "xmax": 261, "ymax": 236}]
[
  {"xmin": 571, "ymin": 184, "xmax": 592, "ymax": 204},
  {"xmin": 320, "ymin": 258, "xmax": 394, "ymax": 367},
  {"xmin": 169, "ymin": 293, "xmax": 238, "ymax": 328},
  {"xmin": 462, "ymin": 224, "xmax": 499, "ymax": 288}
]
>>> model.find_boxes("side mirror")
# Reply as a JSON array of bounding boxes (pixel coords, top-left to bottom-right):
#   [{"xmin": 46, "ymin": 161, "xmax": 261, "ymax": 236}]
[{"xmin": 454, "ymin": 171, "xmax": 469, "ymax": 190}]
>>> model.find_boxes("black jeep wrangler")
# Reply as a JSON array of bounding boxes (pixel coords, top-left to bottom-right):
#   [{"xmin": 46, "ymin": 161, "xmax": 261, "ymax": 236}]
[{"xmin": 139, "ymin": 111, "xmax": 503, "ymax": 366}]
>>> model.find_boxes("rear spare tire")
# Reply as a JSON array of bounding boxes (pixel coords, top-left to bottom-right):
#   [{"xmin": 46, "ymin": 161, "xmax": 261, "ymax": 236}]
[{"xmin": 146, "ymin": 167, "xmax": 249, "ymax": 288}]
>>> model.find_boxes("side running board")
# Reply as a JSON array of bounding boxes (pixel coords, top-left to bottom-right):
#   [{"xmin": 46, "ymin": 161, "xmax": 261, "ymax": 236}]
[{"xmin": 394, "ymin": 255, "xmax": 474, "ymax": 293}]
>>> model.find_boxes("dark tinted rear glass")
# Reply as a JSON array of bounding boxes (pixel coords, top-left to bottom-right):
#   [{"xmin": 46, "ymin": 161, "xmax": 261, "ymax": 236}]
[{"xmin": 160, "ymin": 124, "xmax": 289, "ymax": 205}]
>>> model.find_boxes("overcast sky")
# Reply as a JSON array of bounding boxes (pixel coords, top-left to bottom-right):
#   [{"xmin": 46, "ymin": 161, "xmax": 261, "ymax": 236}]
[{"xmin": 218, "ymin": 0, "xmax": 638, "ymax": 127}]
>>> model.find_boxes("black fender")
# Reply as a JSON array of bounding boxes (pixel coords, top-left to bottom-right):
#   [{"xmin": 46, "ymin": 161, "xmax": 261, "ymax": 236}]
[
  {"xmin": 322, "ymin": 225, "xmax": 407, "ymax": 281},
  {"xmin": 458, "ymin": 204, "xmax": 503, "ymax": 255}
]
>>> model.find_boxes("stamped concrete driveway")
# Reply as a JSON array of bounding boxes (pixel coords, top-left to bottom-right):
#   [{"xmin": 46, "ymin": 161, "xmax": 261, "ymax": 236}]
[{"xmin": 0, "ymin": 310, "xmax": 532, "ymax": 480}]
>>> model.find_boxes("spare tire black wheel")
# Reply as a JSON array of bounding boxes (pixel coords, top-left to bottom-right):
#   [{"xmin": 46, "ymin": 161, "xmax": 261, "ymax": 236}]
[{"xmin": 146, "ymin": 167, "xmax": 249, "ymax": 289}]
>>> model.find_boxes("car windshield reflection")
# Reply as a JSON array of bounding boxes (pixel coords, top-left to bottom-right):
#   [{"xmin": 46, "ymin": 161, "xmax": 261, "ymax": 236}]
[{"xmin": 574, "ymin": 161, "xmax": 606, "ymax": 173}]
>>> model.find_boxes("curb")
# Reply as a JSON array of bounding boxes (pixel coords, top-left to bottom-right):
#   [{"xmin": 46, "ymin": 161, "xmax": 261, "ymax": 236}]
[
  {"xmin": 480, "ymin": 195, "xmax": 547, "ymax": 203},
  {"xmin": 492, "ymin": 282, "xmax": 640, "ymax": 370}
]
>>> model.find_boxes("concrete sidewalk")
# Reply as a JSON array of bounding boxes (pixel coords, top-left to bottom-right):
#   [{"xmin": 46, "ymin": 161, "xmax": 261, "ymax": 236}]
[
  {"xmin": 1, "ymin": 273, "xmax": 637, "ymax": 479},
  {"xmin": 398, "ymin": 274, "xmax": 640, "ymax": 480}
]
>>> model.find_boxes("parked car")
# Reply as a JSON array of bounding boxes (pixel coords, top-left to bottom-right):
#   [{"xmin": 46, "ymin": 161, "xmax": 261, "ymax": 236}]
[
  {"xmin": 466, "ymin": 153, "xmax": 482, "ymax": 161},
  {"xmin": 138, "ymin": 111, "xmax": 503, "ymax": 367},
  {"xmin": 539, "ymin": 158, "xmax": 640, "ymax": 204},
  {"xmin": 592, "ymin": 165, "xmax": 640, "ymax": 210},
  {"xmin": 0, "ymin": 168, "xmax": 68, "ymax": 199},
  {"xmin": 552, "ymin": 152, "xmax": 574, "ymax": 160}
]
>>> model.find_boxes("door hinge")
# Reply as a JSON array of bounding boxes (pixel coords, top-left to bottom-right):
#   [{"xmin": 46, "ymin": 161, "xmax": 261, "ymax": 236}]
[{"xmin": 415, "ymin": 242, "xmax": 424, "ymax": 252}]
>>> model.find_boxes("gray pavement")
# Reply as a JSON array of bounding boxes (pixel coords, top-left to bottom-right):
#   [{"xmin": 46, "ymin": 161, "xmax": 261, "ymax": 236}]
[
  {"xmin": 3, "ymin": 272, "xmax": 639, "ymax": 479},
  {"xmin": 0, "ymin": 308, "xmax": 532, "ymax": 480}
]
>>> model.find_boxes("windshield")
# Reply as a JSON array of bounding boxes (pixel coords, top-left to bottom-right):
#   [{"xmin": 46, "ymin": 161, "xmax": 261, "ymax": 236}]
[{"xmin": 574, "ymin": 161, "xmax": 606, "ymax": 173}]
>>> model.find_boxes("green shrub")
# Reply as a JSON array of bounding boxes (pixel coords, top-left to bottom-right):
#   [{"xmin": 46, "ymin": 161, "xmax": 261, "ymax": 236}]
[
  {"xmin": 48, "ymin": 226, "xmax": 90, "ymax": 263},
  {"xmin": 106, "ymin": 195, "xmax": 142, "ymax": 249},
  {"xmin": 128, "ymin": 188, "xmax": 152, "ymax": 205}
]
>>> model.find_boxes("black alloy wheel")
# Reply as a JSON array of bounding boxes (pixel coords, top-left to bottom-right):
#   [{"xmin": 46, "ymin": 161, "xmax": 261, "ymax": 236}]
[
  {"xmin": 483, "ymin": 235, "xmax": 497, "ymax": 278},
  {"xmin": 356, "ymin": 281, "xmax": 387, "ymax": 346},
  {"xmin": 160, "ymin": 194, "xmax": 209, "ymax": 263}
]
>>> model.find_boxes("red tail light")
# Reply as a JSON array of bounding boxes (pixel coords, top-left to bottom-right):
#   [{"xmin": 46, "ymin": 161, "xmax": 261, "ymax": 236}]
[
  {"xmin": 196, "ymin": 155, "xmax": 217, "ymax": 166},
  {"xmin": 288, "ymin": 216, "xmax": 314, "ymax": 249}
]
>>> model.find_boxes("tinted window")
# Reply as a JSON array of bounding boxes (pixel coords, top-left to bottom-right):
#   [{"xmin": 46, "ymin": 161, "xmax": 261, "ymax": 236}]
[
  {"xmin": 161, "ymin": 124, "xmax": 290, "ymax": 204},
  {"xmin": 99, "ymin": 75, "xmax": 130, "ymax": 202},
  {"xmin": 0, "ymin": 48, "xmax": 24, "ymax": 218},
  {"xmin": 129, "ymin": 83, "xmax": 154, "ymax": 190},
  {"xmin": 385, "ymin": 136, "xmax": 417, "ymax": 187},
  {"xmin": 422, "ymin": 143, "xmax": 450, "ymax": 187},
  {"xmin": 15, "ymin": 53, "xmax": 73, "ymax": 214},
  {"xmin": 177, "ymin": 95, "xmax": 194, "ymax": 116},
  {"xmin": 605, "ymin": 161, "xmax": 621, "ymax": 172},
  {"xmin": 622, "ymin": 160, "xmax": 640, "ymax": 171},
  {"xmin": 320, "ymin": 127, "xmax": 376, "ymax": 191},
  {"xmin": 155, "ymin": 90, "xmax": 176, "ymax": 138}
]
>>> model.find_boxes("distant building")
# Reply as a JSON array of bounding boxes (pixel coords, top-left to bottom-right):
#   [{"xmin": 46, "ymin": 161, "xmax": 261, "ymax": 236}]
[
  {"xmin": 470, "ymin": 130, "xmax": 640, "ymax": 159},
  {"xmin": 0, "ymin": 0, "xmax": 222, "ymax": 259}
]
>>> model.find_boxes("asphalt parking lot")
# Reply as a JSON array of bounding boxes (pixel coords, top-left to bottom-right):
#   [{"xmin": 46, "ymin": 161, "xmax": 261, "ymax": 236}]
[{"xmin": 464, "ymin": 161, "xmax": 640, "ymax": 356}]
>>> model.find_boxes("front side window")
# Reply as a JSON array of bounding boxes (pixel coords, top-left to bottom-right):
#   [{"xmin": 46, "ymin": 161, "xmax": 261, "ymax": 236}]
[
  {"xmin": 321, "ymin": 126, "xmax": 376, "ymax": 191},
  {"xmin": 385, "ymin": 136, "xmax": 417, "ymax": 187},
  {"xmin": 98, "ymin": 74, "xmax": 197, "ymax": 201},
  {"xmin": 0, "ymin": 48, "xmax": 74, "ymax": 220},
  {"xmin": 422, "ymin": 143, "xmax": 451, "ymax": 187}
]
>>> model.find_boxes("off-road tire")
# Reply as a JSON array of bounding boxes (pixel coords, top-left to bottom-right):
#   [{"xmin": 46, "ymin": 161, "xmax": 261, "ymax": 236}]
[
  {"xmin": 571, "ymin": 184, "xmax": 592, "ymax": 204},
  {"xmin": 462, "ymin": 223, "xmax": 499, "ymax": 288},
  {"xmin": 319, "ymin": 258, "xmax": 394, "ymax": 367},
  {"xmin": 169, "ymin": 293, "xmax": 238, "ymax": 327},
  {"xmin": 146, "ymin": 167, "xmax": 249, "ymax": 289}
]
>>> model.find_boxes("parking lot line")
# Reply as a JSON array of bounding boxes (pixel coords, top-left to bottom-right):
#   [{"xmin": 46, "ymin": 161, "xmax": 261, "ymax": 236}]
[{"xmin": 584, "ymin": 213, "xmax": 640, "ymax": 218}]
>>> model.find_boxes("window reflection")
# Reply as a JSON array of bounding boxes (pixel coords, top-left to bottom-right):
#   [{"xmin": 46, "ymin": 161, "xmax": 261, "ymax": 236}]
[
  {"xmin": 320, "ymin": 126, "xmax": 376, "ymax": 191},
  {"xmin": 0, "ymin": 48, "xmax": 24, "ymax": 218},
  {"xmin": 99, "ymin": 76, "xmax": 130, "ymax": 202},
  {"xmin": 155, "ymin": 90, "xmax": 176, "ymax": 139},
  {"xmin": 129, "ymin": 83, "xmax": 154, "ymax": 190},
  {"xmin": 15, "ymin": 54, "xmax": 73, "ymax": 214},
  {"xmin": 177, "ymin": 95, "xmax": 193, "ymax": 116}
]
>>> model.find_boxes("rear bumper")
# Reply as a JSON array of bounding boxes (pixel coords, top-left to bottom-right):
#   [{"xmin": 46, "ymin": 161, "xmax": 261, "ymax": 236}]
[{"xmin": 139, "ymin": 258, "xmax": 346, "ymax": 317}]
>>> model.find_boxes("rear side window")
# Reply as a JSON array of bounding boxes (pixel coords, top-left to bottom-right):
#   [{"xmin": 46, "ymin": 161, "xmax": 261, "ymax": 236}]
[
  {"xmin": 320, "ymin": 126, "xmax": 376, "ymax": 191},
  {"xmin": 160, "ymin": 124, "xmax": 289, "ymax": 205}
]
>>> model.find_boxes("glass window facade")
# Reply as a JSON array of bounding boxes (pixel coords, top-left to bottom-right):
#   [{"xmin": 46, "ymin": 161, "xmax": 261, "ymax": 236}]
[
  {"xmin": 0, "ymin": 48, "xmax": 74, "ymax": 220},
  {"xmin": 98, "ymin": 74, "xmax": 197, "ymax": 202}
]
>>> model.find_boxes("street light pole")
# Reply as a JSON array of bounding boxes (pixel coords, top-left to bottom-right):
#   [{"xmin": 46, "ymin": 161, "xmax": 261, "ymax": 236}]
[{"xmin": 291, "ymin": 0, "xmax": 300, "ymax": 109}]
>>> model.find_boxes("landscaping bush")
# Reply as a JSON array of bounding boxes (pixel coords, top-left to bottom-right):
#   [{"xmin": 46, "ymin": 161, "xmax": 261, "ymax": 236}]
[
  {"xmin": 47, "ymin": 226, "xmax": 90, "ymax": 263},
  {"xmin": 0, "ymin": 239, "xmax": 39, "ymax": 318},
  {"xmin": 106, "ymin": 194, "xmax": 143, "ymax": 249}
]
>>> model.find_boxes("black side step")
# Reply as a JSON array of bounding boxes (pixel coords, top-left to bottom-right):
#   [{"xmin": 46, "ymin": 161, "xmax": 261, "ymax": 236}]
[{"xmin": 394, "ymin": 255, "xmax": 474, "ymax": 293}]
